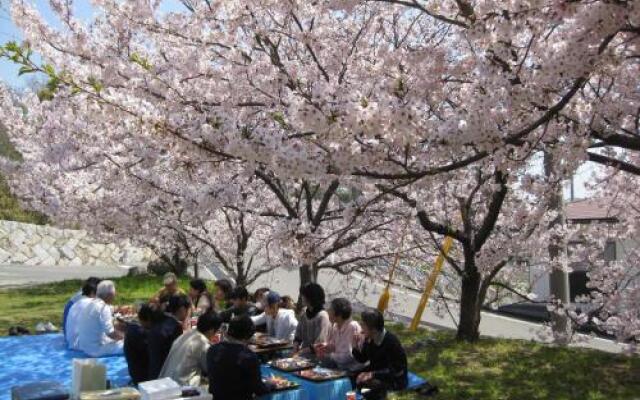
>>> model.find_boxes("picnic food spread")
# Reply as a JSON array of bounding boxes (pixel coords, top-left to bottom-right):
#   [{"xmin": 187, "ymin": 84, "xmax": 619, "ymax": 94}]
[
  {"xmin": 294, "ymin": 367, "xmax": 347, "ymax": 382},
  {"xmin": 251, "ymin": 333, "xmax": 290, "ymax": 348},
  {"xmin": 270, "ymin": 357, "xmax": 316, "ymax": 372},
  {"xmin": 263, "ymin": 375, "xmax": 299, "ymax": 391}
]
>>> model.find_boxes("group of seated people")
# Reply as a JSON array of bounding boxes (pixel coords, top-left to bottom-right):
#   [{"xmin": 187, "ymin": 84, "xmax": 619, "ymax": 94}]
[{"xmin": 62, "ymin": 273, "xmax": 407, "ymax": 400}]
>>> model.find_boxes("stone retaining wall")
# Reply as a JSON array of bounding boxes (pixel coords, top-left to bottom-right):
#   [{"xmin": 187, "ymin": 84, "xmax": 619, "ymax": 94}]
[{"xmin": 0, "ymin": 220, "xmax": 155, "ymax": 267}]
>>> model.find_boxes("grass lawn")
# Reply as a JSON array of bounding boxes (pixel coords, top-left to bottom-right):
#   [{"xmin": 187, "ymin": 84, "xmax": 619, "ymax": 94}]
[{"xmin": 0, "ymin": 275, "xmax": 638, "ymax": 400}]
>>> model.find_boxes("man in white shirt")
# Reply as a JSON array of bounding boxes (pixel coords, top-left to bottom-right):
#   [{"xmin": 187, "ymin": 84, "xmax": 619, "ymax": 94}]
[
  {"xmin": 251, "ymin": 292, "xmax": 298, "ymax": 341},
  {"xmin": 63, "ymin": 277, "xmax": 101, "ymax": 346},
  {"xmin": 77, "ymin": 280, "xmax": 125, "ymax": 357},
  {"xmin": 159, "ymin": 312, "xmax": 222, "ymax": 386},
  {"xmin": 65, "ymin": 279, "xmax": 100, "ymax": 349}
]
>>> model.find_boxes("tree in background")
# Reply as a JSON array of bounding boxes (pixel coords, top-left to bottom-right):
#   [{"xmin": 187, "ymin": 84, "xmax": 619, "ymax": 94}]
[{"xmin": 1, "ymin": 0, "xmax": 639, "ymax": 342}]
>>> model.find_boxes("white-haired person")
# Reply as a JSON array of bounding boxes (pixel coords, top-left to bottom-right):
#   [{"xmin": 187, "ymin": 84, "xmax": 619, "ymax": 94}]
[{"xmin": 77, "ymin": 280, "xmax": 125, "ymax": 357}]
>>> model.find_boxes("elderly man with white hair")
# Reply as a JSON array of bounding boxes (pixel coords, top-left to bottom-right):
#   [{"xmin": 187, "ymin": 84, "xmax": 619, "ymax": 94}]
[{"xmin": 77, "ymin": 280, "xmax": 125, "ymax": 357}]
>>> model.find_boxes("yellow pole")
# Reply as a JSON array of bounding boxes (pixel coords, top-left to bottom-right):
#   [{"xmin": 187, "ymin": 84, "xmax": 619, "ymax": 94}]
[
  {"xmin": 409, "ymin": 236, "xmax": 454, "ymax": 331},
  {"xmin": 377, "ymin": 219, "xmax": 410, "ymax": 313}
]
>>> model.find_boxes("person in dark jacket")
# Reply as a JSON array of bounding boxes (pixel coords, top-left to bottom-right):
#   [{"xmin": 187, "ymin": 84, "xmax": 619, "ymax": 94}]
[
  {"xmin": 219, "ymin": 286, "xmax": 258, "ymax": 323},
  {"xmin": 352, "ymin": 310, "xmax": 408, "ymax": 400},
  {"xmin": 123, "ymin": 304, "xmax": 157, "ymax": 384},
  {"xmin": 147, "ymin": 294, "xmax": 190, "ymax": 379},
  {"xmin": 207, "ymin": 316, "xmax": 273, "ymax": 400}
]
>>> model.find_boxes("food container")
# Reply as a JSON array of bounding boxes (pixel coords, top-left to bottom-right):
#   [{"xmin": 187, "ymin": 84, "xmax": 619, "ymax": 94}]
[
  {"xmin": 71, "ymin": 359, "xmax": 107, "ymax": 399},
  {"xmin": 79, "ymin": 388, "xmax": 140, "ymax": 400},
  {"xmin": 346, "ymin": 391, "xmax": 357, "ymax": 400},
  {"xmin": 138, "ymin": 378, "xmax": 181, "ymax": 400}
]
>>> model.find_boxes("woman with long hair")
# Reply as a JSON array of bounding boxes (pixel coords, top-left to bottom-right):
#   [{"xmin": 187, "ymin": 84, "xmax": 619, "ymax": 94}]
[
  {"xmin": 293, "ymin": 283, "xmax": 331, "ymax": 355},
  {"xmin": 189, "ymin": 279, "xmax": 213, "ymax": 314}
]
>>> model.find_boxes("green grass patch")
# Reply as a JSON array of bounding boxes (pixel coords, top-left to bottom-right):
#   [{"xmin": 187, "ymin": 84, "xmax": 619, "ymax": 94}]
[
  {"xmin": 0, "ymin": 276, "xmax": 638, "ymax": 399},
  {"xmin": 389, "ymin": 325, "xmax": 640, "ymax": 400},
  {"xmin": 0, "ymin": 275, "xmax": 189, "ymax": 333}
]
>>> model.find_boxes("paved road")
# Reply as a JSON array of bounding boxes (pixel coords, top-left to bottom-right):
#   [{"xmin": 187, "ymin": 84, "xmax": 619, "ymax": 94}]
[{"xmin": 0, "ymin": 263, "xmax": 130, "ymax": 288}]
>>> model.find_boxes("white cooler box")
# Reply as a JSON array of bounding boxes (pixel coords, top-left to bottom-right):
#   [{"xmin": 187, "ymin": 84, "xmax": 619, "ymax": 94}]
[
  {"xmin": 80, "ymin": 388, "xmax": 141, "ymax": 400},
  {"xmin": 138, "ymin": 379, "xmax": 181, "ymax": 400}
]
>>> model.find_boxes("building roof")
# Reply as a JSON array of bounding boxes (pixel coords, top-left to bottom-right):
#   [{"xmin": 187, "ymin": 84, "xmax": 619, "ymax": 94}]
[{"xmin": 565, "ymin": 198, "xmax": 619, "ymax": 222}]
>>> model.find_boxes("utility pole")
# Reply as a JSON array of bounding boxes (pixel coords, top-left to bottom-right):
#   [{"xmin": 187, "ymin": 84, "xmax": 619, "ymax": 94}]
[
  {"xmin": 570, "ymin": 173, "xmax": 575, "ymax": 202},
  {"xmin": 544, "ymin": 150, "xmax": 572, "ymax": 343}
]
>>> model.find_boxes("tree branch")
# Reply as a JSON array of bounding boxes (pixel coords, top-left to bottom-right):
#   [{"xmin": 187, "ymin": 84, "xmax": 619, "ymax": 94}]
[
  {"xmin": 587, "ymin": 152, "xmax": 640, "ymax": 176},
  {"xmin": 312, "ymin": 180, "xmax": 340, "ymax": 229},
  {"xmin": 473, "ymin": 171, "xmax": 508, "ymax": 252},
  {"xmin": 255, "ymin": 169, "xmax": 298, "ymax": 218}
]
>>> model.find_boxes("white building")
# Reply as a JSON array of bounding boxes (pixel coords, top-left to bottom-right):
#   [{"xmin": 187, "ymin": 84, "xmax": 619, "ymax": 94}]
[{"xmin": 529, "ymin": 198, "xmax": 639, "ymax": 302}]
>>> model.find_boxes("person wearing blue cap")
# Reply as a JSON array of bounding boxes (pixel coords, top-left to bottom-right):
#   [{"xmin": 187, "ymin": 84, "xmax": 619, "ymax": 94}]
[{"xmin": 250, "ymin": 291, "xmax": 298, "ymax": 341}]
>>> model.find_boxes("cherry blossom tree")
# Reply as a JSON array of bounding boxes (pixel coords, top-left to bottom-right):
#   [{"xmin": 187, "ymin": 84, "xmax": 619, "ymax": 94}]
[
  {"xmin": 1, "ymin": 0, "xmax": 636, "ymax": 180},
  {"xmin": 1, "ymin": 0, "xmax": 640, "ymax": 342},
  {"xmin": 381, "ymin": 157, "xmax": 560, "ymax": 341},
  {"xmin": 127, "ymin": 179, "xmax": 287, "ymax": 286}
]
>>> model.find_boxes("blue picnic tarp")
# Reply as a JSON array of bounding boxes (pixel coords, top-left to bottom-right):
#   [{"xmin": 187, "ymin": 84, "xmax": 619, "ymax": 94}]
[
  {"xmin": 0, "ymin": 333, "xmax": 428, "ymax": 400},
  {"xmin": 0, "ymin": 333, "xmax": 129, "ymax": 399},
  {"xmin": 261, "ymin": 365, "xmax": 353, "ymax": 400}
]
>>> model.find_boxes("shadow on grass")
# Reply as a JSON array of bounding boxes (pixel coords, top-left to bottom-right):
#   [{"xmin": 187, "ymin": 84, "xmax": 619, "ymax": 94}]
[{"xmin": 389, "ymin": 324, "xmax": 640, "ymax": 400}]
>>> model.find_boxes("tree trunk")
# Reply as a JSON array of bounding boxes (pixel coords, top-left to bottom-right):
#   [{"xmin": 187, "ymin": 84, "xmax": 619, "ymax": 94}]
[
  {"xmin": 297, "ymin": 264, "xmax": 317, "ymax": 313},
  {"xmin": 235, "ymin": 274, "xmax": 248, "ymax": 288},
  {"xmin": 299, "ymin": 264, "xmax": 316, "ymax": 286},
  {"xmin": 193, "ymin": 261, "xmax": 199, "ymax": 279},
  {"xmin": 457, "ymin": 271, "xmax": 482, "ymax": 342}
]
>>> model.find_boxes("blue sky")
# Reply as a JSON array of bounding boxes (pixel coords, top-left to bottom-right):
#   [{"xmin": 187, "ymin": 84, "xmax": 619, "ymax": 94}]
[
  {"xmin": 0, "ymin": 1, "xmax": 94, "ymax": 88},
  {"xmin": 0, "ymin": 1, "xmax": 594, "ymax": 199},
  {"xmin": 0, "ymin": 0, "xmax": 186, "ymax": 88}
]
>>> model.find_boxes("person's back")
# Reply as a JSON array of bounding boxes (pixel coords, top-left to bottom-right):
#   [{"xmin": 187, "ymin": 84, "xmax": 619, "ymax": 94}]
[
  {"xmin": 124, "ymin": 323, "xmax": 149, "ymax": 384},
  {"xmin": 77, "ymin": 298, "xmax": 114, "ymax": 356},
  {"xmin": 147, "ymin": 313, "xmax": 183, "ymax": 380},
  {"xmin": 207, "ymin": 341, "xmax": 266, "ymax": 400},
  {"xmin": 159, "ymin": 329, "xmax": 209, "ymax": 385},
  {"xmin": 62, "ymin": 293, "xmax": 81, "ymax": 343},
  {"xmin": 66, "ymin": 296, "xmax": 93, "ymax": 349},
  {"xmin": 148, "ymin": 293, "xmax": 190, "ymax": 379},
  {"xmin": 207, "ymin": 315, "xmax": 270, "ymax": 400},
  {"xmin": 77, "ymin": 280, "xmax": 123, "ymax": 357},
  {"xmin": 64, "ymin": 277, "xmax": 100, "ymax": 347},
  {"xmin": 220, "ymin": 303, "xmax": 258, "ymax": 322},
  {"xmin": 124, "ymin": 304, "xmax": 157, "ymax": 385}
]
